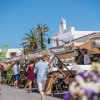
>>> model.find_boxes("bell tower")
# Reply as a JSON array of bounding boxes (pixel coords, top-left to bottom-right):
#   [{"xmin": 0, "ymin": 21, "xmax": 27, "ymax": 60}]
[{"xmin": 59, "ymin": 18, "xmax": 67, "ymax": 31}]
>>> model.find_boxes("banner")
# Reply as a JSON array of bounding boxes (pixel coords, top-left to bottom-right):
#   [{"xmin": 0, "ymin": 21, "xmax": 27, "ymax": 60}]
[{"xmin": 0, "ymin": 45, "xmax": 8, "ymax": 61}]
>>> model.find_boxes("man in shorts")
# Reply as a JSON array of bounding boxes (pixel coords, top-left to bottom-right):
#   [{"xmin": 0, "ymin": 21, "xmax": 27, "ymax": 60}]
[
  {"xmin": 34, "ymin": 55, "xmax": 49, "ymax": 100},
  {"xmin": 13, "ymin": 61, "xmax": 20, "ymax": 88}
]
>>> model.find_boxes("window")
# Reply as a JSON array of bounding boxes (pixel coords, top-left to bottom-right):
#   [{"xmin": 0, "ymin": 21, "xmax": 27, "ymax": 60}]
[{"xmin": 9, "ymin": 52, "xmax": 16, "ymax": 57}]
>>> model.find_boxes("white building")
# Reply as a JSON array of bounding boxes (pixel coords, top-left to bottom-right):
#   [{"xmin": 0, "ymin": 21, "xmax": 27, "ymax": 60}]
[
  {"xmin": 0, "ymin": 48, "xmax": 22, "ymax": 59},
  {"xmin": 52, "ymin": 18, "xmax": 100, "ymax": 47}
]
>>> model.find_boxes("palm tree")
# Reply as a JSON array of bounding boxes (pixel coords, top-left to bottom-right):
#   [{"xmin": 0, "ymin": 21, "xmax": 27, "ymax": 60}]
[
  {"xmin": 36, "ymin": 24, "xmax": 49, "ymax": 50},
  {"xmin": 20, "ymin": 29, "xmax": 38, "ymax": 53}
]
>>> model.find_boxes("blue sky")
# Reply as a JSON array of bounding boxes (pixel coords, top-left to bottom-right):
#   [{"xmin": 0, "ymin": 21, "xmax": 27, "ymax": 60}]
[{"xmin": 0, "ymin": 0, "xmax": 100, "ymax": 48}]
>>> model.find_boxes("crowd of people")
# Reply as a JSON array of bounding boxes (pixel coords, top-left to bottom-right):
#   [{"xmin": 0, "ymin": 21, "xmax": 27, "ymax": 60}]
[
  {"xmin": 0, "ymin": 55, "xmax": 50, "ymax": 100},
  {"xmin": 0, "ymin": 50, "xmax": 100, "ymax": 100}
]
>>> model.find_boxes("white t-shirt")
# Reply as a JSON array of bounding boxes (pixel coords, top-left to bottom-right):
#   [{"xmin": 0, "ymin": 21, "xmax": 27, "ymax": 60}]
[{"xmin": 13, "ymin": 64, "xmax": 20, "ymax": 75}]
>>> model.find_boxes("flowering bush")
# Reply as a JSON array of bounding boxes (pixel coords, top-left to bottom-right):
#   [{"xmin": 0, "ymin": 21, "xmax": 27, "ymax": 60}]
[{"xmin": 64, "ymin": 61, "xmax": 100, "ymax": 100}]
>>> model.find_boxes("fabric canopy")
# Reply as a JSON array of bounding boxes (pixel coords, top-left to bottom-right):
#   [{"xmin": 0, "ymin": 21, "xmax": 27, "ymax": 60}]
[{"xmin": 74, "ymin": 41, "xmax": 100, "ymax": 54}]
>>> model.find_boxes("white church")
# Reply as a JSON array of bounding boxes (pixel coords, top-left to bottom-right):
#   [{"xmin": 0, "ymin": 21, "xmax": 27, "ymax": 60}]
[
  {"xmin": 0, "ymin": 18, "xmax": 100, "ymax": 60},
  {"xmin": 52, "ymin": 18, "xmax": 100, "ymax": 47}
]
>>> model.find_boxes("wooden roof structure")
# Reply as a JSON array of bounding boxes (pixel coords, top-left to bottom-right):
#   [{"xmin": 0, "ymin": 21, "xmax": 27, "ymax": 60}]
[{"xmin": 74, "ymin": 41, "xmax": 100, "ymax": 54}]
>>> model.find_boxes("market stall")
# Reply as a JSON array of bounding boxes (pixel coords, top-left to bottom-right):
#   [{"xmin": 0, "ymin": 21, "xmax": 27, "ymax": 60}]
[{"xmin": 45, "ymin": 40, "xmax": 100, "ymax": 95}]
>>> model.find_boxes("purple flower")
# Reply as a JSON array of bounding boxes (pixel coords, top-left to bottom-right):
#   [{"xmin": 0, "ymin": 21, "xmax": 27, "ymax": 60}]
[
  {"xmin": 76, "ymin": 71, "xmax": 89, "ymax": 80},
  {"xmin": 76, "ymin": 71, "xmax": 85, "ymax": 77},
  {"xmin": 84, "ymin": 88, "xmax": 97, "ymax": 100},
  {"xmin": 64, "ymin": 92, "xmax": 71, "ymax": 100},
  {"xmin": 89, "ymin": 72, "xmax": 98, "ymax": 82},
  {"xmin": 97, "ymin": 72, "xmax": 100, "ymax": 77},
  {"xmin": 69, "ymin": 71, "xmax": 100, "ymax": 100}
]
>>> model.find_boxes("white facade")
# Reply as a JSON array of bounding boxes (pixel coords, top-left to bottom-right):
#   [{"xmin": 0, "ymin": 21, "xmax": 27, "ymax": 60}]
[
  {"xmin": 52, "ymin": 18, "xmax": 100, "ymax": 47},
  {"xmin": 0, "ymin": 48, "xmax": 22, "ymax": 59}
]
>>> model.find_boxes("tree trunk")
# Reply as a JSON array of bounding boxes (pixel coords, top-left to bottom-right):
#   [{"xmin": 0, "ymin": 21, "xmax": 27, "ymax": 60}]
[{"xmin": 41, "ymin": 33, "xmax": 43, "ymax": 50}]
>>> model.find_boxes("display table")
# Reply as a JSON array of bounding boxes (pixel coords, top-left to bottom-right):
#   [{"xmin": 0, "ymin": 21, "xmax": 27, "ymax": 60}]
[{"xmin": 45, "ymin": 65, "xmax": 91, "ymax": 94}]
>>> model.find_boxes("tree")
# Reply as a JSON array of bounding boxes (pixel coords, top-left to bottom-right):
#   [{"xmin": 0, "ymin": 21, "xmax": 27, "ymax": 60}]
[
  {"xmin": 36, "ymin": 24, "xmax": 49, "ymax": 50},
  {"xmin": 20, "ymin": 29, "xmax": 38, "ymax": 53}
]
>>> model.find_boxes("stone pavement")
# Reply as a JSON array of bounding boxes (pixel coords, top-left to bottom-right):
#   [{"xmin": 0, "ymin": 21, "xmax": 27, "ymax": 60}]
[{"xmin": 0, "ymin": 85, "xmax": 64, "ymax": 100}]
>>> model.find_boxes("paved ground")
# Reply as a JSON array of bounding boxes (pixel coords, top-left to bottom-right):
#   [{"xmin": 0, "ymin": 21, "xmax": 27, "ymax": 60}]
[{"xmin": 0, "ymin": 85, "xmax": 64, "ymax": 100}]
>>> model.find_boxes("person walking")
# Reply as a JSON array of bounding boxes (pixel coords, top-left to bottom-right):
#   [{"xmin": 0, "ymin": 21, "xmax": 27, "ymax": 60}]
[
  {"xmin": 13, "ymin": 61, "xmax": 20, "ymax": 88},
  {"xmin": 34, "ymin": 55, "xmax": 49, "ymax": 100},
  {"xmin": 25, "ymin": 61, "xmax": 35, "ymax": 93}
]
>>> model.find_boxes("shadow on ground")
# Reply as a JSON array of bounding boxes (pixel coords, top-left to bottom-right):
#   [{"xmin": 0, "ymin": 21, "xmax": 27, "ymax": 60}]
[
  {"xmin": 53, "ymin": 93, "xmax": 64, "ymax": 99},
  {"xmin": 47, "ymin": 92, "xmax": 65, "ymax": 99},
  {"xmin": 32, "ymin": 88, "xmax": 65, "ymax": 99}
]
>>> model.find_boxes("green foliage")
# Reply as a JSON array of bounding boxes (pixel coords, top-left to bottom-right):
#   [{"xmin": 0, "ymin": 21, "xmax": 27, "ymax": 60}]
[
  {"xmin": 6, "ymin": 68, "xmax": 13, "ymax": 81},
  {"xmin": 1, "ymin": 67, "xmax": 13, "ymax": 83},
  {"xmin": 20, "ymin": 28, "xmax": 38, "ymax": 53},
  {"xmin": 20, "ymin": 24, "xmax": 49, "ymax": 52},
  {"xmin": 36, "ymin": 24, "xmax": 49, "ymax": 50},
  {"xmin": 0, "ymin": 45, "xmax": 8, "ymax": 61}
]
